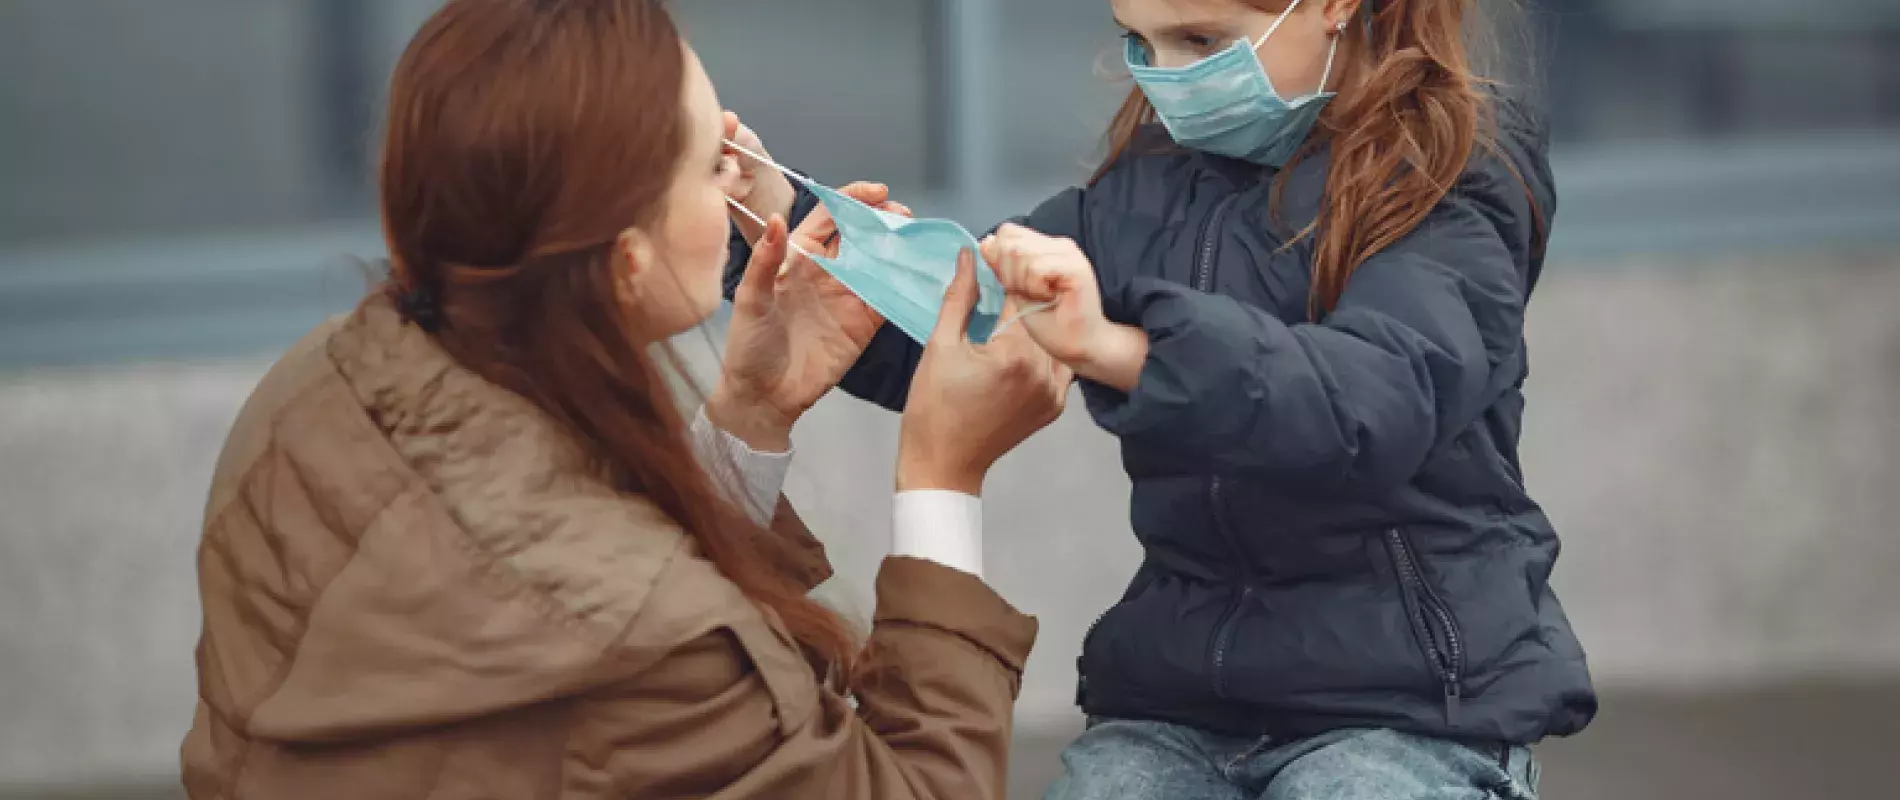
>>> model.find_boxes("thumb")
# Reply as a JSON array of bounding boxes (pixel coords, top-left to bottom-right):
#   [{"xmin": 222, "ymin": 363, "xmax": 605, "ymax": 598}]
[
  {"xmin": 738, "ymin": 215, "xmax": 788, "ymax": 299},
  {"xmin": 838, "ymin": 181, "xmax": 891, "ymax": 208},
  {"xmin": 931, "ymin": 248, "xmax": 979, "ymax": 345},
  {"xmin": 979, "ymin": 235, "xmax": 1003, "ymax": 277}
]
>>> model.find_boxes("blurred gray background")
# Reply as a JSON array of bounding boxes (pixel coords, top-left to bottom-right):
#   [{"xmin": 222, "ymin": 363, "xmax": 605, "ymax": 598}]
[{"xmin": 3, "ymin": 1, "xmax": 1900, "ymax": 798}]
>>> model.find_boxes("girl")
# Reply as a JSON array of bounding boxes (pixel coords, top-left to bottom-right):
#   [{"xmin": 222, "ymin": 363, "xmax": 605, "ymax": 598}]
[
  {"xmin": 727, "ymin": 0, "xmax": 1595, "ymax": 797},
  {"xmin": 181, "ymin": 1, "xmax": 1072, "ymax": 797}
]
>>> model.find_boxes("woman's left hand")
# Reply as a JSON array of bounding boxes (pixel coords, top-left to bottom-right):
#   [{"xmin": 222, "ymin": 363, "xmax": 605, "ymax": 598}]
[{"xmin": 710, "ymin": 182, "xmax": 906, "ymax": 450}]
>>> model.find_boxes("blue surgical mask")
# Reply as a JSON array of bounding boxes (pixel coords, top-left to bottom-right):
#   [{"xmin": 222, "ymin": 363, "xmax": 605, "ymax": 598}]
[
  {"xmin": 1126, "ymin": 0, "xmax": 1339, "ymax": 167},
  {"xmin": 724, "ymin": 141, "xmax": 1009, "ymax": 345}
]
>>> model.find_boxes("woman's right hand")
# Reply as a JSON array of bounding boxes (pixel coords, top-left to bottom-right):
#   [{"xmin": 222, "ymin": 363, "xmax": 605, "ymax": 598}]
[{"xmin": 897, "ymin": 250, "xmax": 1074, "ymax": 495}]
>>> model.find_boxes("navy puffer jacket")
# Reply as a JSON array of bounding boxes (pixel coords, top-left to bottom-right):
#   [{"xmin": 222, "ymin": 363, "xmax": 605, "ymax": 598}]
[{"xmin": 724, "ymin": 97, "xmax": 1596, "ymax": 744}]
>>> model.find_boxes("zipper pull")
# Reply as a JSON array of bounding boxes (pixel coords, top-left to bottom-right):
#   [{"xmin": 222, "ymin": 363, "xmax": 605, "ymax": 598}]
[{"xmin": 1444, "ymin": 683, "xmax": 1462, "ymax": 725}]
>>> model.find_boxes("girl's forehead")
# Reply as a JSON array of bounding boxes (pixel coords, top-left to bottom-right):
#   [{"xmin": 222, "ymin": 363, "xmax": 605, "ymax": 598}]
[{"xmin": 1114, "ymin": 0, "xmax": 1279, "ymax": 26}]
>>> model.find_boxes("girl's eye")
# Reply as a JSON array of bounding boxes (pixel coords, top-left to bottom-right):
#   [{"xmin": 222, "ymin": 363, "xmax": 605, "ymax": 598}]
[{"xmin": 1183, "ymin": 33, "xmax": 1214, "ymax": 48}]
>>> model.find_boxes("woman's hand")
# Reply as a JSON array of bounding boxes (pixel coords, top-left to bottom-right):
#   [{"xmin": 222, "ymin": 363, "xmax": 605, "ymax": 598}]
[
  {"xmin": 710, "ymin": 182, "xmax": 908, "ymax": 451},
  {"xmin": 722, "ymin": 112, "xmax": 796, "ymax": 247},
  {"xmin": 981, "ymin": 223, "xmax": 1148, "ymax": 392},
  {"xmin": 898, "ymin": 250, "xmax": 1074, "ymax": 495}
]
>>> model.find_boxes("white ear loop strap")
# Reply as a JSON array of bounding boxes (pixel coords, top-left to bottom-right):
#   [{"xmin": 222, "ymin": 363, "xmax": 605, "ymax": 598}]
[
  {"xmin": 723, "ymin": 195, "xmax": 820, "ymax": 265},
  {"xmin": 721, "ymin": 138, "xmax": 829, "ymax": 276},
  {"xmin": 1317, "ymin": 26, "xmax": 1340, "ymax": 91},
  {"xmin": 724, "ymin": 138, "xmax": 817, "ymax": 190},
  {"xmin": 1246, "ymin": 0, "xmax": 1339, "ymax": 95},
  {"xmin": 1252, "ymin": 0, "xmax": 1303, "ymax": 51},
  {"xmin": 990, "ymin": 300, "xmax": 1055, "ymax": 340}
]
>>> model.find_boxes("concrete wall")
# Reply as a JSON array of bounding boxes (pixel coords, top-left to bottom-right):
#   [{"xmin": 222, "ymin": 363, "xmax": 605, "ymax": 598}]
[{"xmin": 3, "ymin": 254, "xmax": 1897, "ymax": 787}]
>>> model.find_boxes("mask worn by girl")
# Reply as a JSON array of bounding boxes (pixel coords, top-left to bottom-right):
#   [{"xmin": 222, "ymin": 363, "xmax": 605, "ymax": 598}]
[{"xmin": 1125, "ymin": 0, "xmax": 1340, "ymax": 167}]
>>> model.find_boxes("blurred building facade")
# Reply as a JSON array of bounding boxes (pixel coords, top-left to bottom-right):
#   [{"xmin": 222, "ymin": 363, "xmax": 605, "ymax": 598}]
[{"xmin": 4, "ymin": 1, "xmax": 1898, "ymax": 364}]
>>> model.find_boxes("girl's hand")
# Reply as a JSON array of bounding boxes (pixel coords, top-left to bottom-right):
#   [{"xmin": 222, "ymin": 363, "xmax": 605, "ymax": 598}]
[
  {"xmin": 722, "ymin": 111, "xmax": 795, "ymax": 247},
  {"xmin": 981, "ymin": 224, "xmax": 1148, "ymax": 391}
]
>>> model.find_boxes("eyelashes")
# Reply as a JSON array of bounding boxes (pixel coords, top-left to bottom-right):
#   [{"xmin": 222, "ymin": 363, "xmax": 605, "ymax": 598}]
[{"xmin": 1122, "ymin": 29, "xmax": 1220, "ymax": 55}]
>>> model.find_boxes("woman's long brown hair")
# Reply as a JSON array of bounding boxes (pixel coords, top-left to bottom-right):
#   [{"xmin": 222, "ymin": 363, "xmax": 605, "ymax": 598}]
[
  {"xmin": 378, "ymin": 0, "xmax": 855, "ymax": 668},
  {"xmin": 1098, "ymin": 0, "xmax": 1514, "ymax": 319}
]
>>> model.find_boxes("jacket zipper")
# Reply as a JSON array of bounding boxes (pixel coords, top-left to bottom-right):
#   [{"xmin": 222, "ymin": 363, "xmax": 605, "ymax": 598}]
[
  {"xmin": 1385, "ymin": 528, "xmax": 1466, "ymax": 724},
  {"xmin": 1194, "ymin": 196, "xmax": 1239, "ymax": 293},
  {"xmin": 1077, "ymin": 194, "xmax": 1244, "ymax": 709},
  {"xmin": 1203, "ymin": 477, "xmax": 1251, "ymax": 699},
  {"xmin": 1195, "ymin": 197, "xmax": 1249, "ymax": 699}
]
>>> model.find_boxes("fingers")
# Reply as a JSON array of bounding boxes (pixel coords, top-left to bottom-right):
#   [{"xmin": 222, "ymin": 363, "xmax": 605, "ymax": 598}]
[
  {"xmin": 721, "ymin": 113, "xmax": 761, "ymax": 209},
  {"xmin": 984, "ymin": 234, "xmax": 1046, "ymax": 302},
  {"xmin": 983, "ymin": 228, "xmax": 1057, "ymax": 344},
  {"xmin": 738, "ymin": 215, "xmax": 789, "ymax": 298},
  {"xmin": 930, "ymin": 249, "xmax": 980, "ymax": 345},
  {"xmin": 838, "ymin": 181, "xmax": 891, "ymax": 208},
  {"xmin": 983, "ymin": 225, "xmax": 1058, "ymax": 303},
  {"xmin": 720, "ymin": 152, "xmax": 750, "ymax": 201},
  {"xmin": 723, "ymin": 111, "xmax": 765, "ymax": 152},
  {"xmin": 781, "ymin": 182, "xmax": 902, "ymax": 260},
  {"xmin": 988, "ymin": 283, "xmax": 1044, "ymax": 344},
  {"xmin": 997, "ymin": 290, "xmax": 1024, "ymax": 318},
  {"xmin": 979, "ymin": 234, "xmax": 1004, "ymax": 276},
  {"xmin": 789, "ymin": 203, "xmax": 839, "ymax": 256},
  {"xmin": 722, "ymin": 113, "xmax": 759, "ymax": 164}
]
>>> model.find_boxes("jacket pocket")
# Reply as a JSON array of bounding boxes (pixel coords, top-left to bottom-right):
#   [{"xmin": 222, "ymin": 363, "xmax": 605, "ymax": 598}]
[{"xmin": 1382, "ymin": 528, "xmax": 1468, "ymax": 725}]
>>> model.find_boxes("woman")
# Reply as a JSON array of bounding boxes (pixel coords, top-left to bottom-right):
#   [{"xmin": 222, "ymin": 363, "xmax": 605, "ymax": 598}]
[
  {"xmin": 730, "ymin": 0, "xmax": 1595, "ymax": 797},
  {"xmin": 180, "ymin": 1, "xmax": 1069, "ymax": 797}
]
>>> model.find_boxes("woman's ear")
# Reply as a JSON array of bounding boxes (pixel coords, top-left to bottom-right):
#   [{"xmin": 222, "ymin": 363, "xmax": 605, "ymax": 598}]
[{"xmin": 614, "ymin": 226, "xmax": 657, "ymax": 307}]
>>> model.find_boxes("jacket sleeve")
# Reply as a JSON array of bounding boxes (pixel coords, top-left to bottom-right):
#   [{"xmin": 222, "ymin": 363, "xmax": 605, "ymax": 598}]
[
  {"xmin": 832, "ymin": 188, "xmax": 1092, "ymax": 412},
  {"xmin": 568, "ymin": 557, "xmax": 1037, "ymax": 799},
  {"xmin": 1082, "ymin": 186, "xmax": 1530, "ymax": 495},
  {"xmin": 740, "ymin": 496, "xmax": 834, "ymax": 593}
]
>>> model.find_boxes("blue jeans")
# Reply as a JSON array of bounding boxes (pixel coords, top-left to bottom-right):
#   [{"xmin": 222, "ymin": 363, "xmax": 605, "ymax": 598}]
[{"xmin": 1043, "ymin": 718, "xmax": 1539, "ymax": 800}]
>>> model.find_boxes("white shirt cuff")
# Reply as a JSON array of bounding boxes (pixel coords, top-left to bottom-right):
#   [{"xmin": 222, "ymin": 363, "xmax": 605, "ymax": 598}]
[
  {"xmin": 892, "ymin": 490, "xmax": 984, "ymax": 579},
  {"xmin": 690, "ymin": 405, "xmax": 792, "ymax": 526}
]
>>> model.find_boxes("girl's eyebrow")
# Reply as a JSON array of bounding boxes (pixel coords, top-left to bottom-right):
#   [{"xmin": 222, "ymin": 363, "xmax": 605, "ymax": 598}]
[{"xmin": 1114, "ymin": 15, "xmax": 1232, "ymax": 38}]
